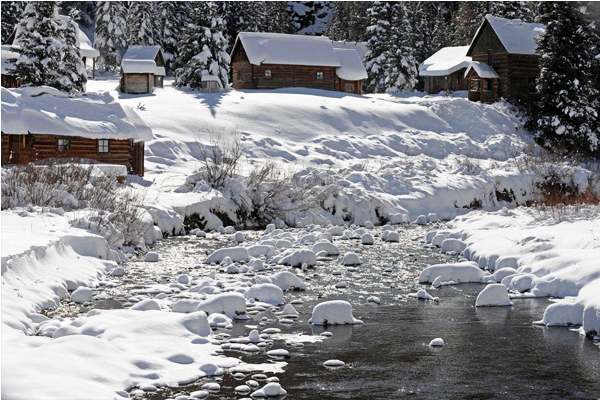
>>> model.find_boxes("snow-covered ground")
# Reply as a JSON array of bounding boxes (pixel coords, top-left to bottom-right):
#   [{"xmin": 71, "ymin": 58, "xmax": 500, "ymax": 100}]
[{"xmin": 87, "ymin": 79, "xmax": 550, "ymax": 229}]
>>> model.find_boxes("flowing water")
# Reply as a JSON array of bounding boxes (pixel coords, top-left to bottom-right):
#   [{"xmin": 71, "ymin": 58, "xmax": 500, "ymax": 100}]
[{"xmin": 49, "ymin": 226, "xmax": 600, "ymax": 399}]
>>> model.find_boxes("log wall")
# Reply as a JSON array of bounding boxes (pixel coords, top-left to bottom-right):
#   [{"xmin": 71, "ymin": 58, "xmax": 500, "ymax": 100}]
[{"xmin": 1, "ymin": 133, "xmax": 144, "ymax": 176}]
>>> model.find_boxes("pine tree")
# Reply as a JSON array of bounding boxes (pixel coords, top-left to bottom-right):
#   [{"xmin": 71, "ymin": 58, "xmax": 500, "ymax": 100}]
[
  {"xmin": 451, "ymin": 2, "xmax": 490, "ymax": 45},
  {"xmin": 1, "ymin": 1, "xmax": 25, "ymax": 44},
  {"xmin": 155, "ymin": 1, "xmax": 190, "ymax": 75},
  {"xmin": 289, "ymin": 1, "xmax": 333, "ymax": 35},
  {"xmin": 59, "ymin": 1, "xmax": 96, "ymax": 27},
  {"xmin": 222, "ymin": 1, "xmax": 265, "ymax": 51},
  {"xmin": 431, "ymin": 3, "xmax": 452, "ymax": 53},
  {"xmin": 365, "ymin": 2, "xmax": 394, "ymax": 93},
  {"xmin": 13, "ymin": 2, "xmax": 85, "ymax": 93},
  {"xmin": 489, "ymin": 1, "xmax": 539, "ymax": 22},
  {"xmin": 535, "ymin": 2, "xmax": 600, "ymax": 156},
  {"xmin": 326, "ymin": 2, "xmax": 352, "ymax": 40},
  {"xmin": 94, "ymin": 1, "xmax": 128, "ymax": 72},
  {"xmin": 175, "ymin": 2, "xmax": 230, "ymax": 90},
  {"xmin": 409, "ymin": 2, "xmax": 439, "ymax": 63},
  {"xmin": 57, "ymin": 16, "xmax": 87, "ymax": 92},
  {"xmin": 265, "ymin": 2, "xmax": 295, "ymax": 34},
  {"xmin": 385, "ymin": 2, "xmax": 418, "ymax": 92},
  {"xmin": 127, "ymin": 2, "xmax": 155, "ymax": 46}
]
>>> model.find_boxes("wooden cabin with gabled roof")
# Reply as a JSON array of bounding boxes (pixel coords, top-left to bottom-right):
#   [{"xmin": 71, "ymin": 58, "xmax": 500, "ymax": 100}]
[
  {"xmin": 419, "ymin": 46, "xmax": 472, "ymax": 93},
  {"xmin": 1, "ymin": 86, "xmax": 152, "ymax": 176},
  {"xmin": 465, "ymin": 15, "xmax": 545, "ymax": 103},
  {"xmin": 230, "ymin": 32, "xmax": 367, "ymax": 94},
  {"xmin": 120, "ymin": 45, "xmax": 166, "ymax": 94}
]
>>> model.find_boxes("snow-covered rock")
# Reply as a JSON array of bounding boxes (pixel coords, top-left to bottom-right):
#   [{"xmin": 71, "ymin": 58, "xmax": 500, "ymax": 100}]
[
  {"xmin": 361, "ymin": 233, "xmax": 374, "ymax": 245},
  {"xmin": 419, "ymin": 261, "xmax": 484, "ymax": 284},
  {"xmin": 340, "ymin": 252, "xmax": 362, "ymax": 266},
  {"xmin": 475, "ymin": 284, "xmax": 513, "ymax": 307},
  {"xmin": 312, "ymin": 242, "xmax": 340, "ymax": 256},
  {"xmin": 384, "ymin": 231, "xmax": 400, "ymax": 242},
  {"xmin": 245, "ymin": 284, "xmax": 285, "ymax": 305},
  {"xmin": 309, "ymin": 300, "xmax": 363, "ymax": 325},
  {"xmin": 323, "ymin": 359, "xmax": 345, "ymax": 368},
  {"xmin": 255, "ymin": 271, "xmax": 306, "ymax": 291},
  {"xmin": 251, "ymin": 382, "xmax": 287, "ymax": 397},
  {"xmin": 144, "ymin": 252, "xmax": 159, "ymax": 262},
  {"xmin": 429, "ymin": 338, "xmax": 444, "ymax": 347},
  {"xmin": 204, "ymin": 247, "xmax": 250, "ymax": 264},
  {"xmin": 71, "ymin": 287, "xmax": 92, "ymax": 303}
]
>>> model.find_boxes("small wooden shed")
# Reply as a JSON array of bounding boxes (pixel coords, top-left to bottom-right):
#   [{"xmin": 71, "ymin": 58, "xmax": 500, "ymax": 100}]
[
  {"xmin": 419, "ymin": 46, "xmax": 471, "ymax": 93},
  {"xmin": 120, "ymin": 45, "xmax": 166, "ymax": 94},
  {"xmin": 231, "ymin": 32, "xmax": 367, "ymax": 94},
  {"xmin": 465, "ymin": 15, "xmax": 545, "ymax": 103},
  {"xmin": 1, "ymin": 45, "xmax": 19, "ymax": 88},
  {"xmin": 1, "ymin": 86, "xmax": 153, "ymax": 176}
]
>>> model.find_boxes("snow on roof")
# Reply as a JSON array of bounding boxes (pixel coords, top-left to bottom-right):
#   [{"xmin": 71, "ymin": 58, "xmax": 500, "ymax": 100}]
[
  {"xmin": 1, "ymin": 86, "xmax": 152, "ymax": 142},
  {"xmin": 470, "ymin": 15, "xmax": 545, "ymax": 55},
  {"xmin": 121, "ymin": 45, "xmax": 164, "ymax": 74},
  {"xmin": 1, "ymin": 45, "xmax": 18, "ymax": 75},
  {"xmin": 234, "ymin": 32, "xmax": 341, "ymax": 67},
  {"xmin": 465, "ymin": 61, "xmax": 499, "ymax": 79},
  {"xmin": 419, "ymin": 46, "xmax": 472, "ymax": 77},
  {"xmin": 202, "ymin": 75, "xmax": 222, "ymax": 83},
  {"xmin": 331, "ymin": 41, "xmax": 368, "ymax": 61},
  {"xmin": 333, "ymin": 48, "xmax": 367, "ymax": 81},
  {"xmin": 75, "ymin": 22, "xmax": 99, "ymax": 58}
]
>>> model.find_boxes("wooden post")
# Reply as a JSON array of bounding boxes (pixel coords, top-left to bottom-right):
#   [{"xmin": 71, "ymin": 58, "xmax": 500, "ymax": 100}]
[{"xmin": 93, "ymin": 57, "xmax": 95, "ymax": 80}]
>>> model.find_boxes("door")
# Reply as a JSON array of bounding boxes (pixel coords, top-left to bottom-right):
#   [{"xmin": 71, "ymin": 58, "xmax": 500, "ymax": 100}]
[
  {"xmin": 468, "ymin": 78, "xmax": 481, "ymax": 102},
  {"xmin": 8, "ymin": 135, "xmax": 22, "ymax": 163}
]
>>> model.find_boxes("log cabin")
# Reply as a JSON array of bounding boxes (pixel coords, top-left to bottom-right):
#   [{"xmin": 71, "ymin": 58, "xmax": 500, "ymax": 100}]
[
  {"xmin": 465, "ymin": 15, "xmax": 545, "ymax": 103},
  {"xmin": 1, "ymin": 45, "xmax": 19, "ymax": 89},
  {"xmin": 120, "ymin": 45, "xmax": 166, "ymax": 94},
  {"xmin": 231, "ymin": 32, "xmax": 367, "ymax": 94},
  {"xmin": 1, "ymin": 86, "xmax": 152, "ymax": 176},
  {"xmin": 419, "ymin": 46, "xmax": 471, "ymax": 94}
]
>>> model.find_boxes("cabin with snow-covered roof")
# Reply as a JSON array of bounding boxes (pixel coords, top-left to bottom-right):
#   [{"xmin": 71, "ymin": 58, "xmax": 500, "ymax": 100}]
[
  {"xmin": 1, "ymin": 45, "xmax": 19, "ymax": 89},
  {"xmin": 120, "ymin": 46, "xmax": 166, "ymax": 94},
  {"xmin": 231, "ymin": 33, "xmax": 367, "ymax": 95},
  {"xmin": 1, "ymin": 86, "xmax": 152, "ymax": 176},
  {"xmin": 419, "ymin": 46, "xmax": 471, "ymax": 94},
  {"xmin": 465, "ymin": 15, "xmax": 545, "ymax": 103}
]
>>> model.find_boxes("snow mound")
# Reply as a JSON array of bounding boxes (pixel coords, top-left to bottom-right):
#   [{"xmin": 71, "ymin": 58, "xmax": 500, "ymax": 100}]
[
  {"xmin": 245, "ymin": 284, "xmax": 285, "ymax": 305},
  {"xmin": 419, "ymin": 261, "xmax": 484, "ymax": 284},
  {"xmin": 197, "ymin": 293, "xmax": 247, "ymax": 318},
  {"xmin": 309, "ymin": 300, "xmax": 363, "ymax": 325},
  {"xmin": 255, "ymin": 271, "xmax": 306, "ymax": 291},
  {"xmin": 251, "ymin": 382, "xmax": 287, "ymax": 397},
  {"xmin": 204, "ymin": 247, "xmax": 250, "ymax": 264},
  {"xmin": 71, "ymin": 287, "xmax": 92, "ymax": 303},
  {"xmin": 323, "ymin": 359, "xmax": 346, "ymax": 368},
  {"xmin": 475, "ymin": 284, "xmax": 513, "ymax": 307},
  {"xmin": 429, "ymin": 338, "xmax": 445, "ymax": 347},
  {"xmin": 341, "ymin": 252, "xmax": 362, "ymax": 266}
]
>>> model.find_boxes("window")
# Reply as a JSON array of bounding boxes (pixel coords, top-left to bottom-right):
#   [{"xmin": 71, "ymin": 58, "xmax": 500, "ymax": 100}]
[
  {"xmin": 57, "ymin": 138, "xmax": 70, "ymax": 152},
  {"xmin": 487, "ymin": 78, "xmax": 493, "ymax": 91},
  {"xmin": 265, "ymin": 69, "xmax": 272, "ymax": 77},
  {"xmin": 316, "ymin": 71, "xmax": 324, "ymax": 80},
  {"xmin": 344, "ymin": 83, "xmax": 354, "ymax": 92},
  {"xmin": 487, "ymin": 49, "xmax": 494, "ymax": 66},
  {"xmin": 469, "ymin": 79, "xmax": 480, "ymax": 92},
  {"xmin": 237, "ymin": 70, "xmax": 243, "ymax": 81},
  {"xmin": 98, "ymin": 139, "xmax": 110, "ymax": 153}
]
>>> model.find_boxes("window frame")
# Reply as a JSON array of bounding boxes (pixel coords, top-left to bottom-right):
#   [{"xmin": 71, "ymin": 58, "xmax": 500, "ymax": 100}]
[
  {"xmin": 264, "ymin": 69, "xmax": 272, "ymax": 78},
  {"xmin": 344, "ymin": 83, "xmax": 354, "ymax": 92},
  {"xmin": 57, "ymin": 138, "xmax": 70, "ymax": 152},
  {"xmin": 237, "ymin": 70, "xmax": 243, "ymax": 81},
  {"xmin": 97, "ymin": 139, "xmax": 110, "ymax": 153},
  {"xmin": 316, "ymin": 71, "xmax": 324, "ymax": 80}
]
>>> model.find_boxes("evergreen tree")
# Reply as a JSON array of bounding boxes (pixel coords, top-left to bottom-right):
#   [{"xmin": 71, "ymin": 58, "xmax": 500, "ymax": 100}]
[
  {"xmin": 409, "ymin": 2, "xmax": 439, "ymax": 63},
  {"xmin": 155, "ymin": 1, "xmax": 190, "ymax": 75},
  {"xmin": 94, "ymin": 1, "xmax": 128, "ymax": 72},
  {"xmin": 289, "ymin": 1, "xmax": 333, "ymax": 35},
  {"xmin": 175, "ymin": 2, "xmax": 230, "ymax": 90},
  {"xmin": 535, "ymin": 2, "xmax": 600, "ymax": 156},
  {"xmin": 365, "ymin": 2, "xmax": 394, "ymax": 93},
  {"xmin": 13, "ymin": 2, "xmax": 85, "ymax": 93},
  {"xmin": 451, "ymin": 2, "xmax": 490, "ymax": 45},
  {"xmin": 265, "ymin": 2, "xmax": 295, "ymax": 34},
  {"xmin": 386, "ymin": 2, "xmax": 418, "ymax": 92},
  {"xmin": 59, "ymin": 1, "xmax": 96, "ymax": 27},
  {"xmin": 127, "ymin": 2, "xmax": 155, "ymax": 46},
  {"xmin": 431, "ymin": 3, "xmax": 452, "ymax": 53},
  {"xmin": 326, "ymin": 2, "xmax": 352, "ymax": 40},
  {"xmin": 57, "ymin": 16, "xmax": 87, "ymax": 92},
  {"xmin": 222, "ymin": 1, "xmax": 265, "ymax": 51},
  {"xmin": 489, "ymin": 1, "xmax": 539, "ymax": 22},
  {"xmin": 1, "ymin": 1, "xmax": 25, "ymax": 44}
]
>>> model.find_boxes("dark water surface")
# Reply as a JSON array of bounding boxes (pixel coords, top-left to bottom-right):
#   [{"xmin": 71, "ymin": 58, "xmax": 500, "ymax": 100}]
[{"xmin": 59, "ymin": 226, "xmax": 599, "ymax": 400}]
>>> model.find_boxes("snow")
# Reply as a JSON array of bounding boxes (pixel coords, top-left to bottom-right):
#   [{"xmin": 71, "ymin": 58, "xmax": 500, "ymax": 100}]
[
  {"xmin": 471, "ymin": 15, "xmax": 546, "ymax": 56},
  {"xmin": 71, "ymin": 287, "xmax": 93, "ymax": 303},
  {"xmin": 333, "ymin": 48, "xmax": 368, "ymax": 81},
  {"xmin": 1, "ymin": 86, "xmax": 152, "ymax": 141},
  {"xmin": 251, "ymin": 382, "xmax": 287, "ymax": 397},
  {"xmin": 419, "ymin": 46, "xmax": 471, "ymax": 77},
  {"xmin": 475, "ymin": 284, "xmax": 513, "ymax": 307},
  {"xmin": 255, "ymin": 271, "xmax": 306, "ymax": 291},
  {"xmin": 121, "ymin": 45, "xmax": 165, "ymax": 75},
  {"xmin": 204, "ymin": 247, "xmax": 250, "ymax": 264},
  {"xmin": 245, "ymin": 283, "xmax": 285, "ymax": 305},
  {"xmin": 234, "ymin": 32, "xmax": 341, "ymax": 67},
  {"xmin": 332, "ymin": 41, "xmax": 368, "ymax": 61},
  {"xmin": 1, "ymin": 45, "xmax": 18, "ymax": 75},
  {"xmin": 429, "ymin": 338, "xmax": 445, "ymax": 347},
  {"xmin": 409, "ymin": 289, "xmax": 438, "ymax": 301},
  {"xmin": 323, "ymin": 359, "xmax": 346, "ymax": 368},
  {"xmin": 145, "ymin": 252, "xmax": 159, "ymax": 262},
  {"xmin": 464, "ymin": 61, "xmax": 499, "ymax": 79},
  {"xmin": 74, "ymin": 21, "xmax": 99, "ymax": 58},
  {"xmin": 309, "ymin": 300, "xmax": 363, "ymax": 325},
  {"xmin": 341, "ymin": 252, "xmax": 362, "ymax": 266},
  {"xmin": 419, "ymin": 261, "xmax": 485, "ymax": 284}
]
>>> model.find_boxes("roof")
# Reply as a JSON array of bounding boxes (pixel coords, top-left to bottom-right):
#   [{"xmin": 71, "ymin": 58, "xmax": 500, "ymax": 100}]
[
  {"xmin": 1, "ymin": 86, "xmax": 153, "ymax": 142},
  {"xmin": 419, "ymin": 46, "xmax": 472, "ymax": 77},
  {"xmin": 333, "ymin": 48, "xmax": 368, "ymax": 81},
  {"xmin": 121, "ymin": 45, "xmax": 164, "ymax": 74},
  {"xmin": 331, "ymin": 41, "xmax": 368, "ymax": 61},
  {"xmin": 1, "ymin": 45, "xmax": 18, "ymax": 75},
  {"xmin": 233, "ymin": 32, "xmax": 341, "ymax": 67},
  {"xmin": 465, "ymin": 61, "xmax": 499, "ymax": 79},
  {"xmin": 468, "ymin": 15, "xmax": 545, "ymax": 56}
]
